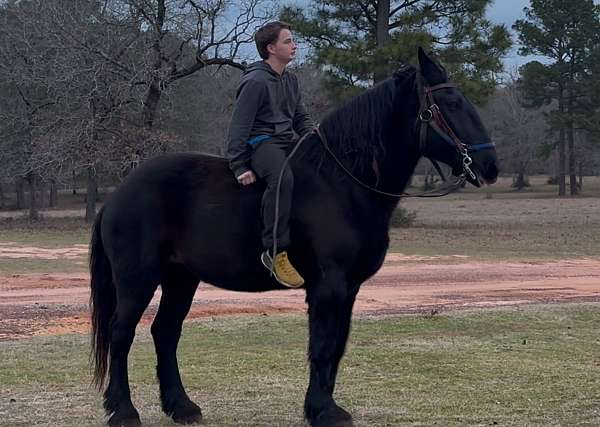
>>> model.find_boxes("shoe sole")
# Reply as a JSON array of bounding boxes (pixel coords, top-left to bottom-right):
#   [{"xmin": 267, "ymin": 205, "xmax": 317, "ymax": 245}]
[{"xmin": 261, "ymin": 251, "xmax": 304, "ymax": 288}]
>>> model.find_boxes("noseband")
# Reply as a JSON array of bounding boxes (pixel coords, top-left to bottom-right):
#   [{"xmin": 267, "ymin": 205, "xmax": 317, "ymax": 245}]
[{"xmin": 417, "ymin": 80, "xmax": 495, "ymax": 180}]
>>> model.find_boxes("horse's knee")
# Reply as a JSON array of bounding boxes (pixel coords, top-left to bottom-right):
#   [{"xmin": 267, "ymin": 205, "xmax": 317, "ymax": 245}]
[
  {"xmin": 151, "ymin": 319, "xmax": 182, "ymax": 346},
  {"xmin": 309, "ymin": 275, "xmax": 348, "ymax": 307},
  {"xmin": 110, "ymin": 321, "xmax": 136, "ymax": 355}
]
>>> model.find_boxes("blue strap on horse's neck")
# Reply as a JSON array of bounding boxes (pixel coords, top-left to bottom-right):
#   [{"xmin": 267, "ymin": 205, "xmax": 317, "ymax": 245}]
[{"xmin": 467, "ymin": 142, "xmax": 495, "ymax": 152}]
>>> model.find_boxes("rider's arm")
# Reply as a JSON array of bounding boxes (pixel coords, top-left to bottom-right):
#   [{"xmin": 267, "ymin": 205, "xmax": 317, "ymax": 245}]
[{"xmin": 227, "ymin": 79, "xmax": 266, "ymax": 178}]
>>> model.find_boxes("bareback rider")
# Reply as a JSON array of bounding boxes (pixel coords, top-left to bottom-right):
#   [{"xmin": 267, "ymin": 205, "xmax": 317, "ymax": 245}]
[{"xmin": 227, "ymin": 21, "xmax": 314, "ymax": 288}]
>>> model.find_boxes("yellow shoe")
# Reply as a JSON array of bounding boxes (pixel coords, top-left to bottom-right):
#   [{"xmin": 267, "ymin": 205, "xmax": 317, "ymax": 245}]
[{"xmin": 261, "ymin": 250, "xmax": 305, "ymax": 288}]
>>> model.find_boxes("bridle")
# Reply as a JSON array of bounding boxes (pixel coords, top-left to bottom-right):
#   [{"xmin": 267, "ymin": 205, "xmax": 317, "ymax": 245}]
[
  {"xmin": 416, "ymin": 75, "xmax": 496, "ymax": 182},
  {"xmin": 307, "ymin": 72, "xmax": 496, "ymax": 198}
]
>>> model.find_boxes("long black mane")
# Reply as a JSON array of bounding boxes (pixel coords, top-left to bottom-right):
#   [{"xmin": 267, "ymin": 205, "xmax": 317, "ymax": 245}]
[{"xmin": 298, "ymin": 66, "xmax": 418, "ymax": 181}]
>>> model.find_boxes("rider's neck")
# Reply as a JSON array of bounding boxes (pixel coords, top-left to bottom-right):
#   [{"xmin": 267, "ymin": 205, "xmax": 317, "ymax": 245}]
[{"xmin": 265, "ymin": 57, "xmax": 287, "ymax": 76}]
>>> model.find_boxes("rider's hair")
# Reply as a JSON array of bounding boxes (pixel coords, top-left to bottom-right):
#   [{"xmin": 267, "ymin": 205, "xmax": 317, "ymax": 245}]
[{"xmin": 255, "ymin": 21, "xmax": 291, "ymax": 60}]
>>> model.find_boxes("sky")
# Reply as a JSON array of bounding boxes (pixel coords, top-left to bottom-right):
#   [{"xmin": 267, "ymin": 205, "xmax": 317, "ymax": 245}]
[
  {"xmin": 487, "ymin": 0, "xmax": 535, "ymax": 70},
  {"xmin": 241, "ymin": 0, "xmax": 598, "ymax": 70},
  {"xmin": 487, "ymin": 0, "xmax": 530, "ymax": 27},
  {"xmin": 279, "ymin": 0, "xmax": 537, "ymax": 69},
  {"xmin": 487, "ymin": 0, "xmax": 600, "ymax": 69}
]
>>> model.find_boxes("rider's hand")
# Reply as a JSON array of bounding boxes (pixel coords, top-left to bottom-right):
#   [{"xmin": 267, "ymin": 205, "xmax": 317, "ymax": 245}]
[{"xmin": 236, "ymin": 170, "xmax": 256, "ymax": 186}]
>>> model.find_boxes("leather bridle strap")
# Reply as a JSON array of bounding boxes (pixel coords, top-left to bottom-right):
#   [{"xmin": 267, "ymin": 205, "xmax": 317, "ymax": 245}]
[
  {"xmin": 314, "ymin": 127, "xmax": 466, "ymax": 198},
  {"xmin": 416, "ymin": 79, "xmax": 495, "ymax": 180}
]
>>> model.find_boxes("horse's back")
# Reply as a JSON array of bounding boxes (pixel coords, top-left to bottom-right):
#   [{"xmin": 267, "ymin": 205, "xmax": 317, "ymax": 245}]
[{"xmin": 100, "ymin": 153, "xmax": 274, "ymax": 289}]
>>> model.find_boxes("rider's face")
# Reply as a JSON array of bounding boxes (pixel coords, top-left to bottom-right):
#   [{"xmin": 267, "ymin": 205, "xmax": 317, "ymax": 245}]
[{"xmin": 267, "ymin": 29, "xmax": 297, "ymax": 63}]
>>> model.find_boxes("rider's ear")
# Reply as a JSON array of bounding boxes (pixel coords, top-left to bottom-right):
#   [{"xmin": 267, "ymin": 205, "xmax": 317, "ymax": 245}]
[{"xmin": 417, "ymin": 47, "xmax": 447, "ymax": 86}]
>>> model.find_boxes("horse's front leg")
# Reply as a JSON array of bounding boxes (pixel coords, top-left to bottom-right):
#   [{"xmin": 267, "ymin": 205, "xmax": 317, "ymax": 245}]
[{"xmin": 304, "ymin": 269, "xmax": 357, "ymax": 427}]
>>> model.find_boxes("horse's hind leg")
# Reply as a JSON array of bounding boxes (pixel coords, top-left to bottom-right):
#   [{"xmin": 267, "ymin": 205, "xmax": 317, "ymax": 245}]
[
  {"xmin": 151, "ymin": 264, "xmax": 202, "ymax": 424},
  {"xmin": 104, "ymin": 271, "xmax": 159, "ymax": 427}
]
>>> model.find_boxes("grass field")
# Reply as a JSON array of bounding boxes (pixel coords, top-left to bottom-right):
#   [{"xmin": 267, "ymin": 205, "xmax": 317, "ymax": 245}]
[
  {"xmin": 1, "ymin": 304, "xmax": 599, "ymax": 426},
  {"xmin": 0, "ymin": 218, "xmax": 89, "ymax": 274}
]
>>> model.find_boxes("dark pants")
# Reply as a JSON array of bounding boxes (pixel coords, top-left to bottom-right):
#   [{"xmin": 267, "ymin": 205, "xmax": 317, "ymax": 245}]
[{"xmin": 250, "ymin": 139, "xmax": 293, "ymax": 250}]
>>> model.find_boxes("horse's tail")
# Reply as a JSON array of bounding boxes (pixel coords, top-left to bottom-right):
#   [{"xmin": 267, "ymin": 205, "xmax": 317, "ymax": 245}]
[{"xmin": 89, "ymin": 206, "xmax": 115, "ymax": 390}]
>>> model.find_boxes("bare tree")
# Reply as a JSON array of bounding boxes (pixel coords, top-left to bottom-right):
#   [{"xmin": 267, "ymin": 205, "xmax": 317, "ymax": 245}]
[
  {"xmin": 482, "ymin": 72, "xmax": 547, "ymax": 190},
  {"xmin": 0, "ymin": 0, "xmax": 68, "ymax": 219},
  {"xmin": 100, "ymin": 0, "xmax": 274, "ymax": 129},
  {"xmin": 0, "ymin": 0, "xmax": 276, "ymax": 222}
]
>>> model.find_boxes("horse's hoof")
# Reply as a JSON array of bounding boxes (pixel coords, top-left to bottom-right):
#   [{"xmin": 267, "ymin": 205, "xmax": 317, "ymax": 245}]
[
  {"xmin": 311, "ymin": 405, "xmax": 353, "ymax": 427},
  {"xmin": 108, "ymin": 411, "xmax": 141, "ymax": 427},
  {"xmin": 172, "ymin": 399, "xmax": 203, "ymax": 425}
]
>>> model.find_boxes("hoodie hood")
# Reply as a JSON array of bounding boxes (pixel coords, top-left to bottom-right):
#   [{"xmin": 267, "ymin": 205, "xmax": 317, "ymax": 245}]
[{"xmin": 243, "ymin": 61, "xmax": 285, "ymax": 78}]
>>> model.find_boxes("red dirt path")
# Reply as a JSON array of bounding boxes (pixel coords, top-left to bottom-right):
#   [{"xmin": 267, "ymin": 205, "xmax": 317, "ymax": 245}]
[{"xmin": 1, "ymin": 255, "xmax": 599, "ymax": 340}]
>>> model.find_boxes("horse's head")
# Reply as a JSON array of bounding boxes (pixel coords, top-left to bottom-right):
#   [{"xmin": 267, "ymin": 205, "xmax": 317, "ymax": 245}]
[{"xmin": 415, "ymin": 47, "xmax": 498, "ymax": 187}]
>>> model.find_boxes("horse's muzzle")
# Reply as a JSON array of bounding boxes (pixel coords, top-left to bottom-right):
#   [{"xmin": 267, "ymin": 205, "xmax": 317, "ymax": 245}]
[{"xmin": 481, "ymin": 161, "xmax": 499, "ymax": 185}]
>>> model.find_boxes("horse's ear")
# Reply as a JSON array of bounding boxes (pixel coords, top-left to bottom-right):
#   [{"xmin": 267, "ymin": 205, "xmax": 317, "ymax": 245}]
[{"xmin": 417, "ymin": 47, "xmax": 447, "ymax": 85}]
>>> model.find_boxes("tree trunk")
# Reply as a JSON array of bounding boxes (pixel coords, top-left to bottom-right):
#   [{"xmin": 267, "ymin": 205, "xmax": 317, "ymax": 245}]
[
  {"xmin": 72, "ymin": 170, "xmax": 77, "ymax": 195},
  {"xmin": 374, "ymin": 0, "xmax": 391, "ymax": 83},
  {"xmin": 142, "ymin": 82, "xmax": 161, "ymax": 129},
  {"xmin": 557, "ymin": 129, "xmax": 566, "ymax": 196},
  {"xmin": 142, "ymin": 1, "xmax": 166, "ymax": 129},
  {"xmin": 513, "ymin": 172, "xmax": 527, "ymax": 190},
  {"xmin": 16, "ymin": 178, "xmax": 25, "ymax": 209},
  {"xmin": 27, "ymin": 173, "xmax": 39, "ymax": 221},
  {"xmin": 39, "ymin": 183, "xmax": 47, "ymax": 208},
  {"xmin": 0, "ymin": 182, "xmax": 4, "ymax": 209},
  {"xmin": 567, "ymin": 124, "xmax": 578, "ymax": 195},
  {"xmin": 85, "ymin": 167, "xmax": 98, "ymax": 223},
  {"xmin": 49, "ymin": 179, "xmax": 58, "ymax": 208},
  {"xmin": 578, "ymin": 161, "xmax": 583, "ymax": 191}
]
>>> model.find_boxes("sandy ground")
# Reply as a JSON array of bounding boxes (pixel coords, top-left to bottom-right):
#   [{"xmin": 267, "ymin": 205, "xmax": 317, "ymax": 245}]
[{"xmin": 1, "ymin": 254, "xmax": 599, "ymax": 341}]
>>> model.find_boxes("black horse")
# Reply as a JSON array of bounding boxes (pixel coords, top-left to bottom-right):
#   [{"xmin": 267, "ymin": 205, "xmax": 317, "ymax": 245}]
[{"xmin": 90, "ymin": 48, "xmax": 498, "ymax": 427}]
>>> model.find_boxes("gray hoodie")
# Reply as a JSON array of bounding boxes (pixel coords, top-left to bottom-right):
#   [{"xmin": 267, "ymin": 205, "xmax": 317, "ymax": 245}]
[{"xmin": 227, "ymin": 61, "xmax": 314, "ymax": 178}]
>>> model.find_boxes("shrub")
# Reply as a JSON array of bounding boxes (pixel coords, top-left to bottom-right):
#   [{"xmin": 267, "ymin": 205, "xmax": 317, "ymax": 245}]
[{"xmin": 390, "ymin": 207, "xmax": 417, "ymax": 228}]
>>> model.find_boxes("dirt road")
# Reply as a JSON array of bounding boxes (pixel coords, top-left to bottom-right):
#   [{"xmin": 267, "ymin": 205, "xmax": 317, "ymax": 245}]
[{"xmin": 1, "ymin": 255, "xmax": 599, "ymax": 340}]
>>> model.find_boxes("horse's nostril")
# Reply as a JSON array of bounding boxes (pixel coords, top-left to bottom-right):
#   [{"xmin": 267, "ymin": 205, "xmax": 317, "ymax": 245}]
[{"xmin": 485, "ymin": 163, "xmax": 499, "ymax": 183}]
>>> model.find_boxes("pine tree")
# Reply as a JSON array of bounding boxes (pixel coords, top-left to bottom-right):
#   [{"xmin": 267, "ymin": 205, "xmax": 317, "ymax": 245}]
[
  {"xmin": 282, "ymin": 0, "xmax": 511, "ymax": 103},
  {"xmin": 514, "ymin": 0, "xmax": 600, "ymax": 196}
]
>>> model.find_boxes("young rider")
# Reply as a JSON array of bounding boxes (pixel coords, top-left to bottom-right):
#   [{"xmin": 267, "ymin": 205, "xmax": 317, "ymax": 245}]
[{"xmin": 227, "ymin": 21, "xmax": 314, "ymax": 288}]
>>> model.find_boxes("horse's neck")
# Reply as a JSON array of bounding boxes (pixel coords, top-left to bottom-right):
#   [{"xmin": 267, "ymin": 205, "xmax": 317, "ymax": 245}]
[
  {"xmin": 295, "ymin": 75, "xmax": 422, "ymax": 219},
  {"xmin": 294, "ymin": 116, "xmax": 420, "ymax": 223},
  {"xmin": 375, "ymin": 83, "xmax": 422, "ymax": 197}
]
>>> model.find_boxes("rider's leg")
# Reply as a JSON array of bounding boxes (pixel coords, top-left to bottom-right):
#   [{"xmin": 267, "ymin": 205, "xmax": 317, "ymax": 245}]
[{"xmin": 251, "ymin": 139, "xmax": 304, "ymax": 287}]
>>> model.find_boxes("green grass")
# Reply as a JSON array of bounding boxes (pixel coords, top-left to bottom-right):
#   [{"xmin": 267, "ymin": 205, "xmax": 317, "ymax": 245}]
[
  {"xmin": 0, "ymin": 218, "xmax": 89, "ymax": 273},
  {"xmin": 1, "ymin": 305, "xmax": 599, "ymax": 426},
  {"xmin": 389, "ymin": 223, "xmax": 600, "ymax": 260},
  {"xmin": 0, "ymin": 218, "xmax": 89, "ymax": 248},
  {"xmin": 0, "ymin": 259, "xmax": 87, "ymax": 274}
]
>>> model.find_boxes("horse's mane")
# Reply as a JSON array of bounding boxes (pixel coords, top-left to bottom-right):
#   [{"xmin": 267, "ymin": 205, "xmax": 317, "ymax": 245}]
[{"xmin": 307, "ymin": 66, "xmax": 417, "ymax": 176}]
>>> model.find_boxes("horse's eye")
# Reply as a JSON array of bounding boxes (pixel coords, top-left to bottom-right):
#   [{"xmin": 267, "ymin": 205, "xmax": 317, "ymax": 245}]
[{"xmin": 446, "ymin": 100, "xmax": 461, "ymax": 111}]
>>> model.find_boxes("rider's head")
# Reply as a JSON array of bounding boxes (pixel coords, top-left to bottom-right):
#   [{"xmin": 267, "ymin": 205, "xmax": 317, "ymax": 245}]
[{"xmin": 255, "ymin": 21, "xmax": 297, "ymax": 63}]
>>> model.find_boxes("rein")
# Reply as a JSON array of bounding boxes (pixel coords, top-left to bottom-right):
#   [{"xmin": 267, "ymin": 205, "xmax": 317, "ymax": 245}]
[
  {"xmin": 307, "ymin": 73, "xmax": 498, "ymax": 199},
  {"xmin": 314, "ymin": 127, "xmax": 466, "ymax": 198}
]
